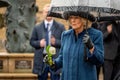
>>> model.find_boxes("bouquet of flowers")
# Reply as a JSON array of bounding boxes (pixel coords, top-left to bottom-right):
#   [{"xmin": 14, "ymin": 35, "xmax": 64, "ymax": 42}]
[{"xmin": 43, "ymin": 45, "xmax": 56, "ymax": 66}]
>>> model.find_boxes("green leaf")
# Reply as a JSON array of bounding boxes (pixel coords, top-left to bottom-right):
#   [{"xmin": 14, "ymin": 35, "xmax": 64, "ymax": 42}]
[
  {"xmin": 46, "ymin": 45, "xmax": 50, "ymax": 53},
  {"xmin": 46, "ymin": 45, "xmax": 52, "ymax": 57}
]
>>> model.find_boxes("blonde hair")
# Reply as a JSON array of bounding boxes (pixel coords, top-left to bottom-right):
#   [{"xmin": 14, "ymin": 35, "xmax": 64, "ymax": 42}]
[
  {"xmin": 81, "ymin": 18, "xmax": 92, "ymax": 29},
  {"xmin": 68, "ymin": 16, "xmax": 92, "ymax": 29}
]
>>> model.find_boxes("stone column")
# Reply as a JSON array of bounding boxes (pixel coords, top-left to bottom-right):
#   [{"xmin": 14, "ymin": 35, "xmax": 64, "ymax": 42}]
[{"xmin": 4, "ymin": 0, "xmax": 37, "ymax": 53}]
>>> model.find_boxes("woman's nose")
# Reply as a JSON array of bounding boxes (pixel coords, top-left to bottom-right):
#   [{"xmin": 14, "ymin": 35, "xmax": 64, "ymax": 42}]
[{"xmin": 71, "ymin": 18, "xmax": 75, "ymax": 22}]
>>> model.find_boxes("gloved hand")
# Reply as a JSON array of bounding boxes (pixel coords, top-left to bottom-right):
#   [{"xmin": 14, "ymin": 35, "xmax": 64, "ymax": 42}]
[
  {"xmin": 83, "ymin": 34, "xmax": 94, "ymax": 49},
  {"xmin": 43, "ymin": 55, "xmax": 55, "ymax": 68}
]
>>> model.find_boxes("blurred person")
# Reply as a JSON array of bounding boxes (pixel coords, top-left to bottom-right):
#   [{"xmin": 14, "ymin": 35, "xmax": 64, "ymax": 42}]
[
  {"xmin": 112, "ymin": 22, "xmax": 120, "ymax": 80},
  {"xmin": 99, "ymin": 21, "xmax": 119, "ymax": 80},
  {"xmin": 30, "ymin": 4, "xmax": 65, "ymax": 80},
  {"xmin": 44, "ymin": 11, "xmax": 104, "ymax": 80}
]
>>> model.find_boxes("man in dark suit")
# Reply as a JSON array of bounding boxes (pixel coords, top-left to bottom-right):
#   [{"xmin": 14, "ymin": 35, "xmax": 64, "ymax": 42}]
[
  {"xmin": 30, "ymin": 4, "xmax": 65, "ymax": 80},
  {"xmin": 99, "ymin": 21, "xmax": 119, "ymax": 80}
]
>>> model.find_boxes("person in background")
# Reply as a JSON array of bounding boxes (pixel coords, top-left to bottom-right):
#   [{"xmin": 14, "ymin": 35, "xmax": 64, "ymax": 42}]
[
  {"xmin": 30, "ymin": 4, "xmax": 65, "ymax": 80},
  {"xmin": 112, "ymin": 22, "xmax": 120, "ymax": 80},
  {"xmin": 44, "ymin": 11, "xmax": 104, "ymax": 80},
  {"xmin": 99, "ymin": 21, "xmax": 119, "ymax": 80}
]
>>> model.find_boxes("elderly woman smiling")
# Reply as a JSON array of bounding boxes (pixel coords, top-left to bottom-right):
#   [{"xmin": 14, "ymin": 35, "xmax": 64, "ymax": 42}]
[{"xmin": 44, "ymin": 11, "xmax": 104, "ymax": 80}]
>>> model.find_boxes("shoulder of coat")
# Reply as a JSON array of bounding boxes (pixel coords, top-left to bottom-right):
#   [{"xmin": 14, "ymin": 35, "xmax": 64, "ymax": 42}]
[{"xmin": 88, "ymin": 28, "xmax": 102, "ymax": 36}]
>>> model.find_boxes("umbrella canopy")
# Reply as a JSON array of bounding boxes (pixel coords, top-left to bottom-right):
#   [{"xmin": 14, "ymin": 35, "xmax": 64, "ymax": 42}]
[
  {"xmin": 48, "ymin": 0, "xmax": 120, "ymax": 21},
  {"xmin": 50, "ymin": 0, "xmax": 120, "ymax": 14}
]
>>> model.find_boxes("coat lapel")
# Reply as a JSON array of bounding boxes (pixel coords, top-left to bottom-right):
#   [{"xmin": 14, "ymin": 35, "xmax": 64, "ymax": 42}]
[
  {"xmin": 50, "ymin": 20, "xmax": 57, "ymax": 34},
  {"xmin": 40, "ymin": 21, "xmax": 46, "ymax": 38}
]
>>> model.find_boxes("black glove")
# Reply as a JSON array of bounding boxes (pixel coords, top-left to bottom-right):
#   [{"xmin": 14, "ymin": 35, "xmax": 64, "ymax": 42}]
[
  {"xmin": 43, "ymin": 55, "xmax": 55, "ymax": 68},
  {"xmin": 83, "ymin": 34, "xmax": 94, "ymax": 49}
]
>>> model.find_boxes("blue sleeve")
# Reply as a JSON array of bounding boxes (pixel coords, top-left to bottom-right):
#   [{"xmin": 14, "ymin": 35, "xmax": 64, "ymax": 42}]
[
  {"xmin": 54, "ymin": 32, "xmax": 65, "ymax": 70},
  {"xmin": 87, "ymin": 31, "xmax": 104, "ymax": 65}
]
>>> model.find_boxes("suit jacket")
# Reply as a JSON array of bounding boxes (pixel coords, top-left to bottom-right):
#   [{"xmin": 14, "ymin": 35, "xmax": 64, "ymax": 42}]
[
  {"xmin": 30, "ymin": 20, "xmax": 65, "ymax": 75},
  {"xmin": 100, "ymin": 23, "xmax": 119, "ymax": 60}
]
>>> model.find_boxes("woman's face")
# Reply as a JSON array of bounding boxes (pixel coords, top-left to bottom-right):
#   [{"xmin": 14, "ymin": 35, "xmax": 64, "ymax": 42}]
[{"xmin": 69, "ymin": 16, "xmax": 83, "ymax": 30}]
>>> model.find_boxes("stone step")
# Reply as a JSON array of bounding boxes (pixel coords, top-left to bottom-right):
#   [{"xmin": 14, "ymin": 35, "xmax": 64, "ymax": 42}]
[{"xmin": 0, "ymin": 73, "xmax": 37, "ymax": 80}]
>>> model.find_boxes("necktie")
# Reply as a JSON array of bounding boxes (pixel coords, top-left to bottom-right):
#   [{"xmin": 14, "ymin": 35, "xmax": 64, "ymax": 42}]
[{"xmin": 46, "ymin": 23, "xmax": 49, "ymax": 46}]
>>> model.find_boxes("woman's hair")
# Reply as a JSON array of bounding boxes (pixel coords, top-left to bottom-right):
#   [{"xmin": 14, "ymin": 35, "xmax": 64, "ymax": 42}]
[
  {"xmin": 68, "ymin": 16, "xmax": 92, "ymax": 29},
  {"xmin": 81, "ymin": 17, "xmax": 92, "ymax": 29}
]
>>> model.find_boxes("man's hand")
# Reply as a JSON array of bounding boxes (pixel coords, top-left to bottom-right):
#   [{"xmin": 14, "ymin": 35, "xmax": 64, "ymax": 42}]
[
  {"xmin": 83, "ymin": 34, "xmax": 94, "ymax": 49},
  {"xmin": 40, "ymin": 39, "xmax": 46, "ymax": 47},
  {"xmin": 51, "ymin": 35, "xmax": 56, "ymax": 45}
]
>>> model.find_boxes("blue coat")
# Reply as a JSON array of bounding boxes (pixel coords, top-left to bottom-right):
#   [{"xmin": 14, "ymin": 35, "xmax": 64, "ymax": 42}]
[{"xmin": 54, "ymin": 28, "xmax": 104, "ymax": 80}]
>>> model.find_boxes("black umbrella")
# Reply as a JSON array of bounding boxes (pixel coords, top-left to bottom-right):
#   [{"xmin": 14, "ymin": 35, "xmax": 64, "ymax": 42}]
[
  {"xmin": 48, "ymin": 0, "xmax": 120, "ymax": 21},
  {"xmin": 97, "ymin": 13, "xmax": 120, "ymax": 22},
  {"xmin": 50, "ymin": 0, "xmax": 120, "ymax": 13}
]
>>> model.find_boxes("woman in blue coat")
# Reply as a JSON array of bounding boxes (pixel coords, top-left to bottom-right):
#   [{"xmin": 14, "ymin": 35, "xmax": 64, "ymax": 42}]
[{"xmin": 44, "ymin": 11, "xmax": 104, "ymax": 80}]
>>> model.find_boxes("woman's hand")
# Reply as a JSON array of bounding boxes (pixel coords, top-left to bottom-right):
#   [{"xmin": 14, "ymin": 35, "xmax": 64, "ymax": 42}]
[{"xmin": 83, "ymin": 34, "xmax": 94, "ymax": 49}]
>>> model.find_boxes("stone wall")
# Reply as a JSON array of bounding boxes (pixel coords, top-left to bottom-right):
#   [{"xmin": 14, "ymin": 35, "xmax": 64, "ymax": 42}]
[{"xmin": 35, "ymin": 0, "xmax": 68, "ymax": 29}]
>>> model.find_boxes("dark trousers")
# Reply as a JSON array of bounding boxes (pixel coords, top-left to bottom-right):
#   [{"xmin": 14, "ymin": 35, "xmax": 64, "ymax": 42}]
[
  {"xmin": 104, "ymin": 60, "xmax": 114, "ymax": 80},
  {"xmin": 38, "ymin": 66, "xmax": 60, "ymax": 80},
  {"xmin": 112, "ymin": 55, "xmax": 120, "ymax": 80},
  {"xmin": 104, "ymin": 56, "xmax": 120, "ymax": 80}
]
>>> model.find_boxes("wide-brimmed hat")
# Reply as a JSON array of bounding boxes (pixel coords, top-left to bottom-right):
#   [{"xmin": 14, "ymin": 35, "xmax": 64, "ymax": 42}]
[{"xmin": 63, "ymin": 11, "xmax": 95, "ymax": 22}]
